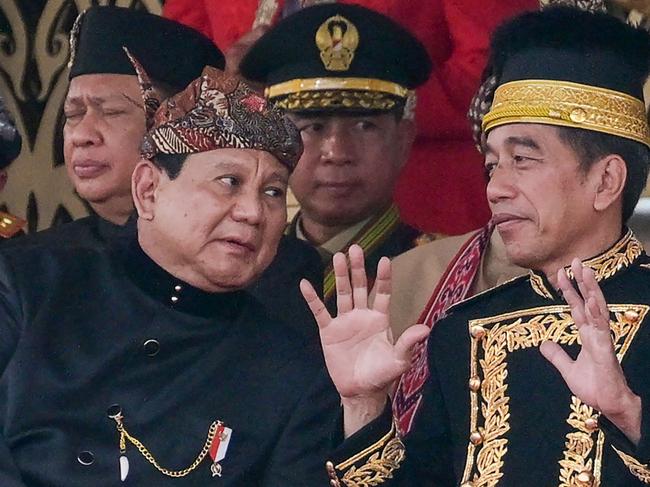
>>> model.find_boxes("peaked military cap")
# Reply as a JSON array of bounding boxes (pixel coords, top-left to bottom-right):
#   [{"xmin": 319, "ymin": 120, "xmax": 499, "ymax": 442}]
[
  {"xmin": 482, "ymin": 6, "xmax": 650, "ymax": 148},
  {"xmin": 68, "ymin": 6, "xmax": 225, "ymax": 91},
  {"xmin": 0, "ymin": 94, "xmax": 21, "ymax": 170},
  {"xmin": 240, "ymin": 3, "xmax": 432, "ymax": 113}
]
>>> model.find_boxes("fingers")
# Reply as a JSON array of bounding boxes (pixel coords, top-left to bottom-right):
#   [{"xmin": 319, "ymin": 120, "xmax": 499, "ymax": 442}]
[
  {"xmin": 557, "ymin": 267, "xmax": 588, "ymax": 328},
  {"xmin": 371, "ymin": 257, "xmax": 392, "ymax": 316},
  {"xmin": 349, "ymin": 245, "xmax": 368, "ymax": 309},
  {"xmin": 394, "ymin": 324, "xmax": 430, "ymax": 362},
  {"xmin": 571, "ymin": 258, "xmax": 591, "ymax": 306},
  {"xmin": 539, "ymin": 340, "xmax": 574, "ymax": 379},
  {"xmin": 300, "ymin": 279, "xmax": 332, "ymax": 329},
  {"xmin": 333, "ymin": 252, "xmax": 353, "ymax": 314},
  {"xmin": 561, "ymin": 260, "xmax": 610, "ymax": 331},
  {"xmin": 581, "ymin": 266, "xmax": 610, "ymax": 326}
]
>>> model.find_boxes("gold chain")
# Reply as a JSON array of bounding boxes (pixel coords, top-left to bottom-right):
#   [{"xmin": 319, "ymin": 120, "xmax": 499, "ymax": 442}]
[{"xmin": 111, "ymin": 413, "xmax": 219, "ymax": 478}]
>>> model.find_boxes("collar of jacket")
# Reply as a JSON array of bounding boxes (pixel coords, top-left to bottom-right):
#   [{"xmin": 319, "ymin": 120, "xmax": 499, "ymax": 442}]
[
  {"xmin": 529, "ymin": 228, "xmax": 644, "ymax": 300},
  {"xmin": 119, "ymin": 235, "xmax": 250, "ymax": 320}
]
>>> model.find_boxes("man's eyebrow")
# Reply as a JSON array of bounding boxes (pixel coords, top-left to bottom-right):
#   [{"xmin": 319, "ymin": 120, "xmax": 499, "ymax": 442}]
[
  {"xmin": 64, "ymin": 94, "xmax": 136, "ymax": 107},
  {"xmin": 267, "ymin": 171, "xmax": 289, "ymax": 185},
  {"xmin": 504, "ymin": 135, "xmax": 541, "ymax": 150}
]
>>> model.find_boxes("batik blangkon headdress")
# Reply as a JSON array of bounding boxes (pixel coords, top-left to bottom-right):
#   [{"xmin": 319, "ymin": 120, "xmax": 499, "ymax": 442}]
[{"xmin": 126, "ymin": 50, "xmax": 303, "ymax": 172}]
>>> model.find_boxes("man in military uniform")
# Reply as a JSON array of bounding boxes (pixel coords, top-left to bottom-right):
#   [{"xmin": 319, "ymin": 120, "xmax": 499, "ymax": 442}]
[
  {"xmin": 240, "ymin": 4, "xmax": 432, "ymax": 311},
  {"xmin": 300, "ymin": 6, "xmax": 650, "ymax": 486},
  {"xmin": 0, "ymin": 58, "xmax": 338, "ymax": 486},
  {"xmin": 0, "ymin": 95, "xmax": 25, "ymax": 239}
]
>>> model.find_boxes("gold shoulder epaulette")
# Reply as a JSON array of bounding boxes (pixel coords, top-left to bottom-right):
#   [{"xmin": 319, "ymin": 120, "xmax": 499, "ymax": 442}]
[{"xmin": 0, "ymin": 211, "xmax": 26, "ymax": 239}]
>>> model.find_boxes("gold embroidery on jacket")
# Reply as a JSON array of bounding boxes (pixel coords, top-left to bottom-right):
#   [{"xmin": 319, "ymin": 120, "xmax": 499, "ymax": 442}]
[
  {"xmin": 566, "ymin": 230, "xmax": 642, "ymax": 282},
  {"xmin": 333, "ymin": 421, "xmax": 405, "ymax": 487},
  {"xmin": 461, "ymin": 304, "xmax": 647, "ymax": 487},
  {"xmin": 612, "ymin": 446, "xmax": 650, "ymax": 483},
  {"xmin": 529, "ymin": 271, "xmax": 554, "ymax": 299},
  {"xmin": 559, "ymin": 397, "xmax": 599, "ymax": 486}
]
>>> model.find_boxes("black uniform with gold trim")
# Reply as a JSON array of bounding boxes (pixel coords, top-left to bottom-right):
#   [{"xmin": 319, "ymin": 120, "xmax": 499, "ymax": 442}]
[
  {"xmin": 0, "ymin": 233, "xmax": 338, "ymax": 486},
  {"xmin": 325, "ymin": 6, "xmax": 650, "ymax": 486},
  {"xmin": 329, "ymin": 231, "xmax": 650, "ymax": 486}
]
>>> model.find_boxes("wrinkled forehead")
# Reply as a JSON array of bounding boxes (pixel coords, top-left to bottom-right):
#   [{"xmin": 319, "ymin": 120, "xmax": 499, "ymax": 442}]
[{"xmin": 65, "ymin": 73, "xmax": 141, "ymax": 102}]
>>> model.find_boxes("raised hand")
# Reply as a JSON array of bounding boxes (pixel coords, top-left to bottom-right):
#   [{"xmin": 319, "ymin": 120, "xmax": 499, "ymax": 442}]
[
  {"xmin": 540, "ymin": 258, "xmax": 641, "ymax": 444},
  {"xmin": 300, "ymin": 244, "xmax": 429, "ymax": 435}
]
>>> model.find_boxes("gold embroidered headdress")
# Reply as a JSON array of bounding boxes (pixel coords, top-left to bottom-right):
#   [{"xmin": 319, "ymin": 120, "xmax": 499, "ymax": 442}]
[{"xmin": 481, "ymin": 6, "xmax": 650, "ymax": 148}]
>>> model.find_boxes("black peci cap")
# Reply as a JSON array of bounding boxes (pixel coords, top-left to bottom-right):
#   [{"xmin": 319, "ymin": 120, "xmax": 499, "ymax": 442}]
[
  {"xmin": 68, "ymin": 6, "xmax": 225, "ymax": 91},
  {"xmin": 240, "ymin": 3, "xmax": 431, "ymax": 113}
]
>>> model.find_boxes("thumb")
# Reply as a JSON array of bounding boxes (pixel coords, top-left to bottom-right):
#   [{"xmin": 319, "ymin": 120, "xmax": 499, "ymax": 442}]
[
  {"xmin": 540, "ymin": 340, "xmax": 574, "ymax": 378},
  {"xmin": 394, "ymin": 324, "xmax": 430, "ymax": 361}
]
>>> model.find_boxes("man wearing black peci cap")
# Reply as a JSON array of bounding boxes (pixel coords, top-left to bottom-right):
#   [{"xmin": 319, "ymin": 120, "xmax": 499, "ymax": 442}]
[
  {"xmin": 64, "ymin": 6, "xmax": 225, "ymax": 232},
  {"xmin": 297, "ymin": 6, "xmax": 650, "ymax": 486},
  {"xmin": 241, "ymin": 4, "xmax": 434, "ymax": 313},
  {"xmin": 6, "ymin": 6, "xmax": 324, "ymax": 339}
]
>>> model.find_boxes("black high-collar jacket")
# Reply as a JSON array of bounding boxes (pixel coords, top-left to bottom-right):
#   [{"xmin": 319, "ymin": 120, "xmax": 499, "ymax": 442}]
[{"xmin": 0, "ymin": 233, "xmax": 338, "ymax": 486}]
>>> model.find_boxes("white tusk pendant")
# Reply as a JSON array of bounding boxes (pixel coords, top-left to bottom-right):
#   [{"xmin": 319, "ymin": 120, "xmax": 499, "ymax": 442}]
[{"xmin": 120, "ymin": 455, "xmax": 130, "ymax": 482}]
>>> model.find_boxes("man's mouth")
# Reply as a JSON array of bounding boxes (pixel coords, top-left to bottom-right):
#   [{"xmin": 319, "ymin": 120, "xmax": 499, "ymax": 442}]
[
  {"xmin": 492, "ymin": 213, "xmax": 527, "ymax": 227},
  {"xmin": 72, "ymin": 160, "xmax": 110, "ymax": 179},
  {"xmin": 218, "ymin": 237, "xmax": 257, "ymax": 253}
]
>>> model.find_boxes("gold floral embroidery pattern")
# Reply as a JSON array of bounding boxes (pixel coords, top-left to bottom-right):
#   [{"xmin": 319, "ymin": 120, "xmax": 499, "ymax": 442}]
[
  {"xmin": 461, "ymin": 304, "xmax": 647, "ymax": 487},
  {"xmin": 612, "ymin": 446, "xmax": 650, "ymax": 483},
  {"xmin": 331, "ymin": 421, "xmax": 405, "ymax": 487},
  {"xmin": 559, "ymin": 397, "xmax": 600, "ymax": 486},
  {"xmin": 529, "ymin": 271, "xmax": 554, "ymax": 299},
  {"xmin": 566, "ymin": 230, "xmax": 642, "ymax": 282}
]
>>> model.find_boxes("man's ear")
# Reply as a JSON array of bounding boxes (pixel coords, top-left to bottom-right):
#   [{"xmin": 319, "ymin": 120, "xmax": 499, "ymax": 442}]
[
  {"xmin": 592, "ymin": 154, "xmax": 627, "ymax": 213},
  {"xmin": 396, "ymin": 118, "xmax": 416, "ymax": 170},
  {"xmin": 132, "ymin": 159, "xmax": 164, "ymax": 220}
]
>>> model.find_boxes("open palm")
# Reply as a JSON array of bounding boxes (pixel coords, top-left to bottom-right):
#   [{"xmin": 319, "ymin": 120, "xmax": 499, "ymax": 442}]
[
  {"xmin": 300, "ymin": 245, "xmax": 429, "ymax": 400},
  {"xmin": 540, "ymin": 259, "xmax": 641, "ymax": 443}
]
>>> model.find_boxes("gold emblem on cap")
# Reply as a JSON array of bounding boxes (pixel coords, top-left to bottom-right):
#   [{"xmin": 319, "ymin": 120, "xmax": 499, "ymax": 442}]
[{"xmin": 315, "ymin": 15, "xmax": 359, "ymax": 72}]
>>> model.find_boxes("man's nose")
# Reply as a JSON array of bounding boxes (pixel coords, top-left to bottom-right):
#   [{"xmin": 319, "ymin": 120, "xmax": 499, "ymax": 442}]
[
  {"xmin": 231, "ymin": 189, "xmax": 264, "ymax": 225},
  {"xmin": 320, "ymin": 128, "xmax": 354, "ymax": 166},
  {"xmin": 486, "ymin": 164, "xmax": 517, "ymax": 206},
  {"xmin": 69, "ymin": 112, "xmax": 104, "ymax": 148}
]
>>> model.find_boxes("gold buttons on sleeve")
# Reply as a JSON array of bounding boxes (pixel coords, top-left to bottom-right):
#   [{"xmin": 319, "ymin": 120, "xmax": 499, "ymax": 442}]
[
  {"xmin": 469, "ymin": 376, "xmax": 481, "ymax": 392},
  {"xmin": 576, "ymin": 468, "xmax": 594, "ymax": 485},
  {"xmin": 325, "ymin": 461, "xmax": 341, "ymax": 487},
  {"xmin": 469, "ymin": 430, "xmax": 483, "ymax": 445},
  {"xmin": 584, "ymin": 417, "xmax": 598, "ymax": 432},
  {"xmin": 624, "ymin": 310, "xmax": 640, "ymax": 323},
  {"xmin": 470, "ymin": 325, "xmax": 486, "ymax": 340}
]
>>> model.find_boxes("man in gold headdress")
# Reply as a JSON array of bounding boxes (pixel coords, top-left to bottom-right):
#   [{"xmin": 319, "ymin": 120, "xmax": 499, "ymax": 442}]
[{"xmin": 302, "ymin": 6, "xmax": 650, "ymax": 485}]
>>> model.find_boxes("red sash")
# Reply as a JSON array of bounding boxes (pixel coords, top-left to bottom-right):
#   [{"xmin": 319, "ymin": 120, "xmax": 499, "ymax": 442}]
[{"xmin": 392, "ymin": 223, "xmax": 493, "ymax": 435}]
